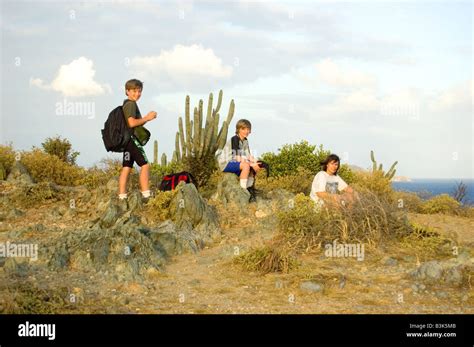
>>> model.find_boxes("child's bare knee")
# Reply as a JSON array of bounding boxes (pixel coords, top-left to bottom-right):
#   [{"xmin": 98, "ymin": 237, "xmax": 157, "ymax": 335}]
[{"xmin": 241, "ymin": 162, "xmax": 250, "ymax": 171}]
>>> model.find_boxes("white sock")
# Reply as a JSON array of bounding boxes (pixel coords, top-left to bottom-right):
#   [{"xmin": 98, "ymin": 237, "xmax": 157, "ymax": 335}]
[
  {"xmin": 247, "ymin": 176, "xmax": 255, "ymax": 188},
  {"xmin": 240, "ymin": 179, "xmax": 248, "ymax": 189},
  {"xmin": 119, "ymin": 193, "xmax": 128, "ymax": 200},
  {"xmin": 141, "ymin": 190, "xmax": 151, "ymax": 198}
]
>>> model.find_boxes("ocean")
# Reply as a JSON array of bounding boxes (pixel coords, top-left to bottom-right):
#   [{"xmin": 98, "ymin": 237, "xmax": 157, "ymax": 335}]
[{"xmin": 391, "ymin": 179, "xmax": 474, "ymax": 205}]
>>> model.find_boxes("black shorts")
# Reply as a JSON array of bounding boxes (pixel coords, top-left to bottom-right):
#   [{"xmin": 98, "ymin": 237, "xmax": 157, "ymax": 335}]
[{"xmin": 122, "ymin": 137, "xmax": 149, "ymax": 168}]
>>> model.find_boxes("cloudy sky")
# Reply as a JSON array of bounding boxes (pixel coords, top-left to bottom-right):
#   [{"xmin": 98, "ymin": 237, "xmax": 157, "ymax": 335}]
[{"xmin": 1, "ymin": 0, "xmax": 472, "ymax": 178}]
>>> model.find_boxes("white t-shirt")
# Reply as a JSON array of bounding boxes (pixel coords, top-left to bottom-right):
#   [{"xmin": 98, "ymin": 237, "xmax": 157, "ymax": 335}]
[{"xmin": 310, "ymin": 171, "xmax": 348, "ymax": 205}]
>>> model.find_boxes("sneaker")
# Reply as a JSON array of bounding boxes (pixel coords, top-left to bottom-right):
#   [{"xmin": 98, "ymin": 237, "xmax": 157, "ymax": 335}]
[{"xmin": 141, "ymin": 191, "xmax": 154, "ymax": 204}]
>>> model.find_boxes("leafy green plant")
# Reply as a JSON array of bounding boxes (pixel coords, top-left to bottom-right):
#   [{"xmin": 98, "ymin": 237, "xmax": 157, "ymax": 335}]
[
  {"xmin": 421, "ymin": 194, "xmax": 461, "ymax": 215},
  {"xmin": 0, "ymin": 143, "xmax": 16, "ymax": 179},
  {"xmin": 20, "ymin": 149, "xmax": 84, "ymax": 186},
  {"xmin": 41, "ymin": 136, "xmax": 80, "ymax": 165},
  {"xmin": 260, "ymin": 140, "xmax": 354, "ymax": 184}
]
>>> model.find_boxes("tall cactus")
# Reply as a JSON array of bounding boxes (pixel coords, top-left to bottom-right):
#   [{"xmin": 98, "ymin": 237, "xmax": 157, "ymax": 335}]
[
  {"xmin": 161, "ymin": 153, "xmax": 167, "ymax": 167},
  {"xmin": 153, "ymin": 140, "xmax": 158, "ymax": 165},
  {"xmin": 172, "ymin": 90, "xmax": 235, "ymax": 186},
  {"xmin": 370, "ymin": 150, "xmax": 397, "ymax": 180}
]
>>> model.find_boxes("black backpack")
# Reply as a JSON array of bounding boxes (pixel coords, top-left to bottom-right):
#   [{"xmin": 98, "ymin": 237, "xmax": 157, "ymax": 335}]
[
  {"xmin": 101, "ymin": 105, "xmax": 133, "ymax": 152},
  {"xmin": 159, "ymin": 171, "xmax": 196, "ymax": 191}
]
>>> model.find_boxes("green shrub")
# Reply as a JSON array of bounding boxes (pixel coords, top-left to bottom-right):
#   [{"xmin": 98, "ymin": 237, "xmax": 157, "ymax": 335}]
[
  {"xmin": 150, "ymin": 161, "xmax": 184, "ymax": 181},
  {"xmin": 142, "ymin": 190, "xmax": 177, "ymax": 222},
  {"xmin": 77, "ymin": 157, "xmax": 123, "ymax": 189},
  {"xmin": 20, "ymin": 149, "xmax": 84, "ymax": 186},
  {"xmin": 256, "ymin": 167, "xmax": 313, "ymax": 195},
  {"xmin": 393, "ymin": 191, "xmax": 423, "ymax": 213},
  {"xmin": 421, "ymin": 194, "xmax": 461, "ymax": 215},
  {"xmin": 277, "ymin": 192, "xmax": 411, "ymax": 252},
  {"xmin": 352, "ymin": 170, "xmax": 394, "ymax": 201},
  {"xmin": 0, "ymin": 143, "xmax": 16, "ymax": 178},
  {"xmin": 260, "ymin": 140, "xmax": 354, "ymax": 184},
  {"xmin": 41, "ymin": 136, "xmax": 80, "ymax": 164},
  {"xmin": 234, "ymin": 245, "xmax": 298, "ymax": 274}
]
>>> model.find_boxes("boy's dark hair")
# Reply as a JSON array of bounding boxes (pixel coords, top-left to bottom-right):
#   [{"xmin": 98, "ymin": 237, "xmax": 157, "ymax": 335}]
[
  {"xmin": 236, "ymin": 119, "xmax": 251, "ymax": 134},
  {"xmin": 321, "ymin": 154, "xmax": 341, "ymax": 175},
  {"xmin": 125, "ymin": 79, "xmax": 143, "ymax": 95}
]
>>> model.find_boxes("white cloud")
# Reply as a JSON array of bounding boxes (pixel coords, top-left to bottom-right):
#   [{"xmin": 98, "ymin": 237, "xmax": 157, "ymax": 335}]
[
  {"xmin": 129, "ymin": 44, "xmax": 233, "ymax": 91},
  {"xmin": 30, "ymin": 57, "xmax": 111, "ymax": 97},
  {"xmin": 427, "ymin": 79, "xmax": 473, "ymax": 114},
  {"xmin": 315, "ymin": 58, "xmax": 377, "ymax": 89},
  {"xmin": 317, "ymin": 88, "xmax": 379, "ymax": 116}
]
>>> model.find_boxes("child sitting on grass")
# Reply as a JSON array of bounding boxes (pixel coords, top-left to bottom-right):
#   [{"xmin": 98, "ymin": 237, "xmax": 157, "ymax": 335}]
[
  {"xmin": 118, "ymin": 79, "xmax": 157, "ymax": 202},
  {"xmin": 310, "ymin": 154, "xmax": 356, "ymax": 209},
  {"xmin": 217, "ymin": 119, "xmax": 260, "ymax": 202}
]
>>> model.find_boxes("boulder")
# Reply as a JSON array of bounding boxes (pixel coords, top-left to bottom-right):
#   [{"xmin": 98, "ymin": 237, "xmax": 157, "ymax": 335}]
[
  {"xmin": 6, "ymin": 161, "xmax": 34, "ymax": 184},
  {"xmin": 410, "ymin": 255, "xmax": 473, "ymax": 286},
  {"xmin": 170, "ymin": 182, "xmax": 220, "ymax": 244},
  {"xmin": 48, "ymin": 227, "xmax": 164, "ymax": 281},
  {"xmin": 212, "ymin": 173, "xmax": 250, "ymax": 211}
]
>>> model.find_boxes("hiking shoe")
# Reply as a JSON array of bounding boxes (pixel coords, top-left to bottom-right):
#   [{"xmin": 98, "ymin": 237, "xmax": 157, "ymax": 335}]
[{"xmin": 247, "ymin": 187, "xmax": 257, "ymax": 203}]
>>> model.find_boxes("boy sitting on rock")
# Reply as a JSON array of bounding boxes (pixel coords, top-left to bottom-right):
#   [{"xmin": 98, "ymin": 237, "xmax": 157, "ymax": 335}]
[{"xmin": 217, "ymin": 119, "xmax": 260, "ymax": 202}]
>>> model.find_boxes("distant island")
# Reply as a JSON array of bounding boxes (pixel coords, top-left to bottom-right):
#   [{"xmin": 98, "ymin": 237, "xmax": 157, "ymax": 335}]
[{"xmin": 392, "ymin": 176, "xmax": 412, "ymax": 182}]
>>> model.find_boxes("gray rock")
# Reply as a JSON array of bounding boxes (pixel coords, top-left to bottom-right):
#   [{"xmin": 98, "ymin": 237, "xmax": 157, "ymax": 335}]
[
  {"xmin": 34, "ymin": 224, "xmax": 45, "ymax": 232},
  {"xmin": 48, "ymin": 227, "xmax": 164, "ymax": 280},
  {"xmin": 6, "ymin": 161, "xmax": 34, "ymax": 184},
  {"xmin": 339, "ymin": 276, "xmax": 346, "ymax": 289},
  {"xmin": 4, "ymin": 257, "xmax": 30, "ymax": 277},
  {"xmin": 99, "ymin": 203, "xmax": 122, "ymax": 228},
  {"xmin": 444, "ymin": 266, "xmax": 463, "ymax": 285},
  {"xmin": 266, "ymin": 189, "xmax": 296, "ymax": 211},
  {"xmin": 213, "ymin": 173, "xmax": 250, "ymax": 211},
  {"xmin": 127, "ymin": 190, "xmax": 143, "ymax": 213},
  {"xmin": 7, "ymin": 208, "xmax": 25, "ymax": 219},
  {"xmin": 171, "ymin": 182, "xmax": 220, "ymax": 243},
  {"xmin": 48, "ymin": 244, "xmax": 70, "ymax": 269},
  {"xmin": 457, "ymin": 249, "xmax": 471, "ymax": 263},
  {"xmin": 412, "ymin": 260, "xmax": 443, "ymax": 282},
  {"xmin": 300, "ymin": 281, "xmax": 324, "ymax": 293},
  {"xmin": 436, "ymin": 291, "xmax": 449, "ymax": 299},
  {"xmin": 383, "ymin": 257, "xmax": 398, "ymax": 266},
  {"xmin": 402, "ymin": 255, "xmax": 416, "ymax": 263}
]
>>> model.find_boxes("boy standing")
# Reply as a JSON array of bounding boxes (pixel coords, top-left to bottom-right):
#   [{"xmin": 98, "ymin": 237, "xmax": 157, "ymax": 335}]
[
  {"xmin": 217, "ymin": 119, "xmax": 260, "ymax": 202},
  {"xmin": 118, "ymin": 79, "xmax": 157, "ymax": 201}
]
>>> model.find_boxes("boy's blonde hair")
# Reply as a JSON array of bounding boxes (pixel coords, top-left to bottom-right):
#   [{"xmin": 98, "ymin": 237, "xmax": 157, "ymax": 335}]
[
  {"xmin": 125, "ymin": 79, "xmax": 143, "ymax": 95},
  {"xmin": 235, "ymin": 119, "xmax": 251, "ymax": 134}
]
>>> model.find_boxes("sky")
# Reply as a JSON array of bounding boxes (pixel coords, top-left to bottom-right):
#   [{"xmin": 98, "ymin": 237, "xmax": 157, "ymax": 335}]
[{"xmin": 1, "ymin": 0, "xmax": 472, "ymax": 179}]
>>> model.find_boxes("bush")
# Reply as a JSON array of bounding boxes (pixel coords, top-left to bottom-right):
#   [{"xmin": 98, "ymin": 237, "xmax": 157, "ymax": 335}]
[
  {"xmin": 256, "ymin": 167, "xmax": 313, "ymax": 195},
  {"xmin": 234, "ymin": 245, "xmax": 298, "ymax": 274},
  {"xmin": 41, "ymin": 136, "xmax": 80, "ymax": 164},
  {"xmin": 150, "ymin": 161, "xmax": 184, "ymax": 182},
  {"xmin": 399, "ymin": 222, "xmax": 455, "ymax": 260},
  {"xmin": 277, "ymin": 192, "xmax": 412, "ymax": 252},
  {"xmin": 393, "ymin": 191, "xmax": 423, "ymax": 213},
  {"xmin": 352, "ymin": 170, "xmax": 394, "ymax": 201},
  {"xmin": 20, "ymin": 149, "xmax": 84, "ymax": 186},
  {"xmin": 421, "ymin": 194, "xmax": 461, "ymax": 215},
  {"xmin": 0, "ymin": 143, "xmax": 16, "ymax": 178},
  {"xmin": 78, "ymin": 157, "xmax": 124, "ymax": 189},
  {"xmin": 142, "ymin": 190, "xmax": 177, "ymax": 222},
  {"xmin": 260, "ymin": 140, "xmax": 354, "ymax": 184}
]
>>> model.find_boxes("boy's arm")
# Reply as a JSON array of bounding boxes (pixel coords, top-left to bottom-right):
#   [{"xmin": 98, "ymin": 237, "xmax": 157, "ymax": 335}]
[
  {"xmin": 128, "ymin": 116, "xmax": 151, "ymax": 128},
  {"xmin": 123, "ymin": 101, "xmax": 156, "ymax": 128}
]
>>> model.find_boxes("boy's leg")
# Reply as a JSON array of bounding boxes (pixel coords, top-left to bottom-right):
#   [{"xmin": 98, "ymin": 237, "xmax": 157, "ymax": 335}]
[
  {"xmin": 119, "ymin": 167, "xmax": 131, "ymax": 198},
  {"xmin": 239, "ymin": 162, "xmax": 250, "ymax": 189},
  {"xmin": 128, "ymin": 137, "xmax": 151, "ymax": 198},
  {"xmin": 119, "ymin": 144, "xmax": 134, "ymax": 199},
  {"xmin": 139, "ymin": 163, "xmax": 151, "ymax": 197}
]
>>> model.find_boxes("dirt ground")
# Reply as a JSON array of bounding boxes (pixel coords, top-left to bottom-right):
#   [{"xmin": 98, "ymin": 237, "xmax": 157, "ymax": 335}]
[{"xmin": 0, "ymin": 201, "xmax": 472, "ymax": 314}]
